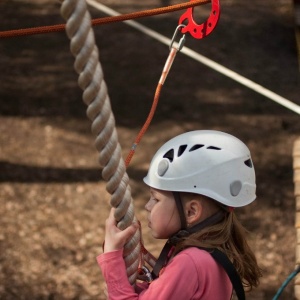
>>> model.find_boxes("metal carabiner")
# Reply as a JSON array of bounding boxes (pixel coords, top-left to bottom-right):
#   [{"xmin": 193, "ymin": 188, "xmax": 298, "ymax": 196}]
[
  {"xmin": 178, "ymin": 0, "xmax": 220, "ymax": 39},
  {"xmin": 138, "ymin": 266, "xmax": 153, "ymax": 283},
  {"xmin": 169, "ymin": 24, "xmax": 186, "ymax": 51},
  {"xmin": 159, "ymin": 25, "xmax": 186, "ymax": 85}
]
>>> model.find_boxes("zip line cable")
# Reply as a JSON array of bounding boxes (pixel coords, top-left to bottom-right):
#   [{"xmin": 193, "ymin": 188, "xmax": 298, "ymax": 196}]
[
  {"xmin": 0, "ymin": 0, "xmax": 209, "ymax": 39},
  {"xmin": 87, "ymin": 0, "xmax": 300, "ymax": 116},
  {"xmin": 1, "ymin": 0, "xmax": 298, "ymax": 115}
]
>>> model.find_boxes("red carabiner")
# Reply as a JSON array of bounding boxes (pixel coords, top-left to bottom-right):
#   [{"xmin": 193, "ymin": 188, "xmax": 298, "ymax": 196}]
[{"xmin": 178, "ymin": 0, "xmax": 220, "ymax": 39}]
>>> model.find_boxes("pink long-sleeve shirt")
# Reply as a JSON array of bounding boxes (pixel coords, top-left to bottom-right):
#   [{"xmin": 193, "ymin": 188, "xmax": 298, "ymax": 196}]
[{"xmin": 97, "ymin": 247, "xmax": 232, "ymax": 300}]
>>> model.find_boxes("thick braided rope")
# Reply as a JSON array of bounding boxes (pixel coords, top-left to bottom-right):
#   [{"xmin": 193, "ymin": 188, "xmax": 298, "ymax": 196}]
[{"xmin": 60, "ymin": 0, "xmax": 140, "ymax": 284}]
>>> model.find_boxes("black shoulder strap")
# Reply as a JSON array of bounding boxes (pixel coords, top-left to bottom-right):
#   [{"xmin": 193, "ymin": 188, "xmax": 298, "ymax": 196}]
[
  {"xmin": 151, "ymin": 245, "xmax": 245, "ymax": 300},
  {"xmin": 206, "ymin": 248, "xmax": 245, "ymax": 300},
  {"xmin": 151, "ymin": 242, "xmax": 173, "ymax": 280}
]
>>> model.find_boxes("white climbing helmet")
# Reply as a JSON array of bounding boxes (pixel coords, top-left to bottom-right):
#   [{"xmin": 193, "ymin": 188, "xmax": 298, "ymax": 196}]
[{"xmin": 143, "ymin": 130, "xmax": 256, "ymax": 207}]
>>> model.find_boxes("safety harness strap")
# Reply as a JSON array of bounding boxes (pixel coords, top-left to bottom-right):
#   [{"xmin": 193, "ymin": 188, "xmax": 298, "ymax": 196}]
[
  {"xmin": 151, "ymin": 245, "xmax": 245, "ymax": 300},
  {"xmin": 206, "ymin": 248, "xmax": 245, "ymax": 300},
  {"xmin": 151, "ymin": 242, "xmax": 174, "ymax": 279}
]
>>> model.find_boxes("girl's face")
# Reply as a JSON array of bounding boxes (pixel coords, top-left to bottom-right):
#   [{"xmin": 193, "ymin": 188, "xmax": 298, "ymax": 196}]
[{"xmin": 145, "ymin": 188, "xmax": 181, "ymax": 239}]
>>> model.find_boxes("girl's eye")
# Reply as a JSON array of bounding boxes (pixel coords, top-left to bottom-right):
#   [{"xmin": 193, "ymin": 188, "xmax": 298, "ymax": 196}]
[{"xmin": 151, "ymin": 197, "xmax": 159, "ymax": 203}]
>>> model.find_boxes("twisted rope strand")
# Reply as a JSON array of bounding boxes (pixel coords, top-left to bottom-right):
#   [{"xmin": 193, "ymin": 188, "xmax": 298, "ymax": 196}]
[{"xmin": 60, "ymin": 0, "xmax": 140, "ymax": 284}]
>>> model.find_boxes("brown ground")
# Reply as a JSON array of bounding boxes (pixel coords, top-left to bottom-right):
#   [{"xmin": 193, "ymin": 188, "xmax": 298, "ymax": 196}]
[{"xmin": 0, "ymin": 0, "xmax": 299, "ymax": 299}]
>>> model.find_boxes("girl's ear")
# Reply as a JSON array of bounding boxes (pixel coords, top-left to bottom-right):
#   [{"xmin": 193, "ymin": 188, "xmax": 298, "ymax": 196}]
[{"xmin": 185, "ymin": 200, "xmax": 203, "ymax": 225}]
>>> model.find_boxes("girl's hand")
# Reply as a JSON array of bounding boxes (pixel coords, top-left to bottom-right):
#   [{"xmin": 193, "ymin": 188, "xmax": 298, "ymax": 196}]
[{"xmin": 103, "ymin": 207, "xmax": 139, "ymax": 253}]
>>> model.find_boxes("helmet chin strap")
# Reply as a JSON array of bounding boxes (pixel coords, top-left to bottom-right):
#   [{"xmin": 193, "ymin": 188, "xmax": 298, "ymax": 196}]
[
  {"xmin": 170, "ymin": 192, "xmax": 225, "ymax": 245},
  {"xmin": 187, "ymin": 210, "xmax": 226, "ymax": 234},
  {"xmin": 172, "ymin": 192, "xmax": 187, "ymax": 230}
]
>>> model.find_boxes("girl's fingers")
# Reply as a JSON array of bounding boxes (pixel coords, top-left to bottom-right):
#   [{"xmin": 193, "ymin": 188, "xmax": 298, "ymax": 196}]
[
  {"xmin": 109, "ymin": 207, "xmax": 116, "ymax": 220},
  {"xmin": 106, "ymin": 207, "xmax": 117, "ymax": 226},
  {"xmin": 104, "ymin": 207, "xmax": 139, "ymax": 252},
  {"xmin": 123, "ymin": 223, "xmax": 139, "ymax": 243}
]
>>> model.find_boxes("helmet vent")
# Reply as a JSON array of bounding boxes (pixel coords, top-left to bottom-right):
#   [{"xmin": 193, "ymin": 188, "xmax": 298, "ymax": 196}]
[
  {"xmin": 207, "ymin": 146, "xmax": 221, "ymax": 150},
  {"xmin": 244, "ymin": 158, "xmax": 253, "ymax": 168},
  {"xmin": 178, "ymin": 145, "xmax": 187, "ymax": 157},
  {"xmin": 163, "ymin": 149, "xmax": 174, "ymax": 162},
  {"xmin": 189, "ymin": 144, "xmax": 204, "ymax": 152}
]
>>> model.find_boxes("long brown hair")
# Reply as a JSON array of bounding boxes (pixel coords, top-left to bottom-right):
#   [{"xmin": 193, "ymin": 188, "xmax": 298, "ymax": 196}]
[{"xmin": 173, "ymin": 210, "xmax": 262, "ymax": 290}]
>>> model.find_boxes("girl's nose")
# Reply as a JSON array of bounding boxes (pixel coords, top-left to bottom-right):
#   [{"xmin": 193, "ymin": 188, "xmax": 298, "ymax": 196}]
[{"xmin": 145, "ymin": 199, "xmax": 152, "ymax": 212}]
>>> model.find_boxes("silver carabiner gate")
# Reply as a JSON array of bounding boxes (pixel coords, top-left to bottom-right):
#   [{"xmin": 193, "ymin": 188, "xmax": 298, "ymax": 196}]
[
  {"xmin": 169, "ymin": 24, "xmax": 186, "ymax": 51},
  {"xmin": 159, "ymin": 25, "xmax": 187, "ymax": 85}
]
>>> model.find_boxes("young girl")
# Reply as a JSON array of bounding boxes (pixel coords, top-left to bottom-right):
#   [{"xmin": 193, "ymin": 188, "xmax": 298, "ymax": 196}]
[{"xmin": 98, "ymin": 130, "xmax": 261, "ymax": 299}]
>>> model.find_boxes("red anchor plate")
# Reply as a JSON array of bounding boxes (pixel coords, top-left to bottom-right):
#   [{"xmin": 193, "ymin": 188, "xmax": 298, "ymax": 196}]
[{"xmin": 179, "ymin": 0, "xmax": 220, "ymax": 39}]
